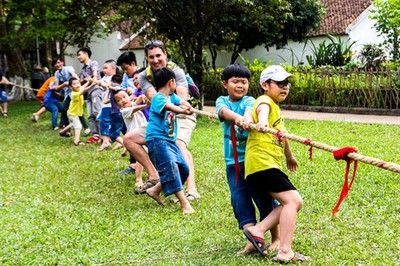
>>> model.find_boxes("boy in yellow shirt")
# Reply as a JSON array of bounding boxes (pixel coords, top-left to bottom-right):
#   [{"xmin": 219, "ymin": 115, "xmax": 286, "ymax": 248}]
[
  {"xmin": 244, "ymin": 65, "xmax": 309, "ymax": 263},
  {"xmin": 59, "ymin": 77, "xmax": 96, "ymax": 145}
]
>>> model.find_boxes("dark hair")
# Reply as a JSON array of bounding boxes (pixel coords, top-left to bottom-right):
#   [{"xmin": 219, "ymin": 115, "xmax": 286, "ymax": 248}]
[
  {"xmin": 77, "ymin": 47, "xmax": 92, "ymax": 58},
  {"xmin": 69, "ymin": 77, "xmax": 79, "ymax": 86},
  {"xmin": 144, "ymin": 40, "xmax": 167, "ymax": 56},
  {"xmin": 116, "ymin": 51, "xmax": 137, "ymax": 66},
  {"xmin": 133, "ymin": 67, "xmax": 146, "ymax": 76},
  {"xmin": 221, "ymin": 63, "xmax": 251, "ymax": 82},
  {"xmin": 111, "ymin": 73, "xmax": 123, "ymax": 84},
  {"xmin": 154, "ymin": 67, "xmax": 175, "ymax": 91},
  {"xmin": 114, "ymin": 89, "xmax": 127, "ymax": 99},
  {"xmin": 51, "ymin": 56, "xmax": 64, "ymax": 66}
]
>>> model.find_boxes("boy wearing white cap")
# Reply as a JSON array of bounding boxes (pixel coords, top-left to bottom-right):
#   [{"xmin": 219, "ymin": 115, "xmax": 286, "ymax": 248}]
[{"xmin": 243, "ymin": 65, "xmax": 309, "ymax": 263}]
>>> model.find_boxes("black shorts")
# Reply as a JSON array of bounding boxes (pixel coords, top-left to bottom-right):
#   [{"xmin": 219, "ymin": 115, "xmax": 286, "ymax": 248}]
[{"xmin": 247, "ymin": 168, "xmax": 296, "ymax": 199}]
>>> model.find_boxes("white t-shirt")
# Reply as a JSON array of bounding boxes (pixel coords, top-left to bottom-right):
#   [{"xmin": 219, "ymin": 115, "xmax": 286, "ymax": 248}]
[{"xmin": 120, "ymin": 102, "xmax": 148, "ymax": 132}]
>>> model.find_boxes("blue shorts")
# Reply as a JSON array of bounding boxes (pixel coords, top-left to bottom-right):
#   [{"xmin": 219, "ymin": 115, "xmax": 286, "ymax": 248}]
[
  {"xmin": 227, "ymin": 162, "xmax": 277, "ymax": 229},
  {"xmin": 1, "ymin": 89, "xmax": 7, "ymax": 102},
  {"xmin": 97, "ymin": 107, "xmax": 112, "ymax": 136},
  {"xmin": 109, "ymin": 112, "xmax": 127, "ymax": 142},
  {"xmin": 148, "ymin": 139, "xmax": 189, "ymax": 197}
]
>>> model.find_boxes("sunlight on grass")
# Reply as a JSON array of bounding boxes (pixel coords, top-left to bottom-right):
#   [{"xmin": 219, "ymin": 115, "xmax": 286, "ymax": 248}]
[{"xmin": 1, "ymin": 101, "xmax": 399, "ymax": 265}]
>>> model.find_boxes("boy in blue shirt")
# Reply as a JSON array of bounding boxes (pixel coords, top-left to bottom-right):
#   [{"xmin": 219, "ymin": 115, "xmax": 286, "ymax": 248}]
[
  {"xmin": 145, "ymin": 67, "xmax": 194, "ymax": 214},
  {"xmin": 216, "ymin": 64, "xmax": 279, "ymax": 255}
]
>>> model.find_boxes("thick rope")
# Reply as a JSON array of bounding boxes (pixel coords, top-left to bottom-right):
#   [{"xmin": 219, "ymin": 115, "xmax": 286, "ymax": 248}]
[
  {"xmin": 4, "ymin": 82, "xmax": 39, "ymax": 91},
  {"xmin": 191, "ymin": 108, "xmax": 400, "ymax": 174}
]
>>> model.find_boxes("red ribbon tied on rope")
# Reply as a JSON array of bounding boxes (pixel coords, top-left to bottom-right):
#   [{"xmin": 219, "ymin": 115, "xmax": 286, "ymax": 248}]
[
  {"xmin": 331, "ymin": 146, "xmax": 358, "ymax": 216},
  {"xmin": 304, "ymin": 139, "xmax": 313, "ymax": 160},
  {"xmin": 230, "ymin": 123, "xmax": 241, "ymax": 186}
]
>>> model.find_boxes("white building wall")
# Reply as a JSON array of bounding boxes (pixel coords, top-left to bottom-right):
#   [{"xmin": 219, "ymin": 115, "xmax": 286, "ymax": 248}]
[
  {"xmin": 206, "ymin": 6, "xmax": 385, "ymax": 68},
  {"xmin": 345, "ymin": 5, "xmax": 386, "ymax": 52}
]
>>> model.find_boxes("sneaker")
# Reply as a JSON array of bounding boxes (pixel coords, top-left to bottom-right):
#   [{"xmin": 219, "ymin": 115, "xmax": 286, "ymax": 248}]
[
  {"xmin": 53, "ymin": 126, "xmax": 60, "ymax": 131},
  {"xmin": 118, "ymin": 166, "xmax": 136, "ymax": 175},
  {"xmin": 86, "ymin": 135, "xmax": 102, "ymax": 144},
  {"xmin": 31, "ymin": 113, "xmax": 38, "ymax": 122}
]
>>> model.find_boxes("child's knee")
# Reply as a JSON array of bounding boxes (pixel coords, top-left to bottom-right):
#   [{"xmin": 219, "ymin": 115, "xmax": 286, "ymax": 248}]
[{"xmin": 294, "ymin": 195, "xmax": 303, "ymax": 211}]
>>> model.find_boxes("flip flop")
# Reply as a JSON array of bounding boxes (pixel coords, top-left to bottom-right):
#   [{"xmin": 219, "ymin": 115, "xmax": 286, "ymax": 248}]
[{"xmin": 243, "ymin": 229, "xmax": 266, "ymax": 257}]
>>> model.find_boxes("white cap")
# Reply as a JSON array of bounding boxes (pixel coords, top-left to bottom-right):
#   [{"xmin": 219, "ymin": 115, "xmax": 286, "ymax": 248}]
[{"xmin": 260, "ymin": 65, "xmax": 293, "ymax": 86}]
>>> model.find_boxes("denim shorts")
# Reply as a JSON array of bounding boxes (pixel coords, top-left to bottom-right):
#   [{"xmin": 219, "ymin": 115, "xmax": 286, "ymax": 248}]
[
  {"xmin": 148, "ymin": 139, "xmax": 189, "ymax": 197},
  {"xmin": 109, "ymin": 112, "xmax": 127, "ymax": 142},
  {"xmin": 1, "ymin": 90, "xmax": 7, "ymax": 102},
  {"xmin": 97, "ymin": 107, "xmax": 112, "ymax": 136},
  {"xmin": 227, "ymin": 162, "xmax": 277, "ymax": 229}
]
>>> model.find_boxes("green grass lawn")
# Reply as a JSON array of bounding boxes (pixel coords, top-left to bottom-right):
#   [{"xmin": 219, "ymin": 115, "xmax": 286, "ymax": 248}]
[{"xmin": 1, "ymin": 101, "xmax": 400, "ymax": 265}]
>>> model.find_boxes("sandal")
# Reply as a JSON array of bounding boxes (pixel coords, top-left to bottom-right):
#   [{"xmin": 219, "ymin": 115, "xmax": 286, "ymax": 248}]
[
  {"xmin": 134, "ymin": 179, "xmax": 159, "ymax": 194},
  {"xmin": 74, "ymin": 141, "xmax": 85, "ymax": 146},
  {"xmin": 273, "ymin": 252, "xmax": 311, "ymax": 264},
  {"xmin": 185, "ymin": 191, "xmax": 200, "ymax": 201},
  {"xmin": 243, "ymin": 229, "xmax": 266, "ymax": 256},
  {"xmin": 3, "ymin": 112, "xmax": 8, "ymax": 117},
  {"xmin": 83, "ymin": 129, "xmax": 92, "ymax": 137}
]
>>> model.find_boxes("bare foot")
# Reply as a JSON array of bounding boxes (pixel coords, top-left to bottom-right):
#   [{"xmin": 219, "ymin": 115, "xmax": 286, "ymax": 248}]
[
  {"xmin": 146, "ymin": 186, "xmax": 165, "ymax": 206},
  {"xmin": 268, "ymin": 240, "xmax": 279, "ymax": 252},
  {"xmin": 237, "ymin": 241, "xmax": 257, "ymax": 256},
  {"xmin": 181, "ymin": 201, "xmax": 194, "ymax": 214}
]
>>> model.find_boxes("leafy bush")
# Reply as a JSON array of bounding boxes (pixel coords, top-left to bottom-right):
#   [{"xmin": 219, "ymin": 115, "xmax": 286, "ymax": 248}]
[
  {"xmin": 306, "ymin": 35, "xmax": 356, "ymax": 67},
  {"xmin": 202, "ymin": 61, "xmax": 400, "ymax": 110}
]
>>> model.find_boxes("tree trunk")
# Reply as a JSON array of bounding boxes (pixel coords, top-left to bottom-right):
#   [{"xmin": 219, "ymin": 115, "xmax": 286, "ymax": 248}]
[{"xmin": 4, "ymin": 44, "xmax": 27, "ymax": 78}]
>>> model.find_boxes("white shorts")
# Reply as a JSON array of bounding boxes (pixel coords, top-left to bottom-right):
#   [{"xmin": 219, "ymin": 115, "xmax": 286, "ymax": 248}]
[{"xmin": 68, "ymin": 114, "xmax": 82, "ymax": 130}]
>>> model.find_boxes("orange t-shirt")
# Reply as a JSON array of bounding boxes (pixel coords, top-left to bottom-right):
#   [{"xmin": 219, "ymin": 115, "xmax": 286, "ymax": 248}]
[{"xmin": 36, "ymin": 76, "xmax": 55, "ymax": 99}]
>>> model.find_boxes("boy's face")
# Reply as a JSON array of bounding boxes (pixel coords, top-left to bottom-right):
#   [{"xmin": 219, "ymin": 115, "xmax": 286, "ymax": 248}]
[
  {"xmin": 146, "ymin": 47, "xmax": 167, "ymax": 71},
  {"xmin": 133, "ymin": 73, "xmax": 141, "ymax": 89},
  {"xmin": 120, "ymin": 62, "xmax": 137, "ymax": 77},
  {"xmin": 71, "ymin": 80, "xmax": 81, "ymax": 91},
  {"xmin": 223, "ymin": 77, "xmax": 249, "ymax": 102},
  {"xmin": 103, "ymin": 64, "xmax": 115, "ymax": 76},
  {"xmin": 114, "ymin": 91, "xmax": 132, "ymax": 108},
  {"xmin": 53, "ymin": 60, "xmax": 64, "ymax": 71},
  {"xmin": 77, "ymin": 51, "xmax": 88, "ymax": 63},
  {"xmin": 262, "ymin": 79, "xmax": 290, "ymax": 103}
]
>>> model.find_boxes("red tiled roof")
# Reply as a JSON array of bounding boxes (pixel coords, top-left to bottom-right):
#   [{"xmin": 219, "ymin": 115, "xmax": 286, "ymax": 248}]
[
  {"xmin": 309, "ymin": 0, "xmax": 372, "ymax": 37},
  {"xmin": 120, "ymin": 35, "xmax": 145, "ymax": 50}
]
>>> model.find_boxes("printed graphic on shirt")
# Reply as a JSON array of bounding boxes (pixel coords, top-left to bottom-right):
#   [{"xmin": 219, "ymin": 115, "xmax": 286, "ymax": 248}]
[{"xmin": 166, "ymin": 111, "xmax": 175, "ymax": 138}]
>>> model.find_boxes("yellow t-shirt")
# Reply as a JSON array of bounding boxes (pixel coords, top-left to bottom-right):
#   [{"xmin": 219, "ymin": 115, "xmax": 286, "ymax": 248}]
[
  {"xmin": 68, "ymin": 89, "xmax": 84, "ymax": 116},
  {"xmin": 245, "ymin": 95, "xmax": 286, "ymax": 178}
]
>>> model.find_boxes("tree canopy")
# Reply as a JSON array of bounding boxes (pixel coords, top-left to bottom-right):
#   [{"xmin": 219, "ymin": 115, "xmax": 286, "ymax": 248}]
[
  {"xmin": 0, "ymin": 0, "xmax": 107, "ymax": 76},
  {"xmin": 1, "ymin": 0, "xmax": 325, "ymax": 84},
  {"xmin": 370, "ymin": 0, "xmax": 400, "ymax": 61},
  {"xmin": 107, "ymin": 0, "xmax": 325, "ymax": 85}
]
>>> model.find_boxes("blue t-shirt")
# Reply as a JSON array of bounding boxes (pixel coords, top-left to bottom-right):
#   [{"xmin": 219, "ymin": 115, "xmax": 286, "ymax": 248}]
[
  {"xmin": 55, "ymin": 66, "xmax": 75, "ymax": 100},
  {"xmin": 146, "ymin": 92, "xmax": 182, "ymax": 142},
  {"xmin": 43, "ymin": 81, "xmax": 61, "ymax": 104},
  {"xmin": 121, "ymin": 73, "xmax": 135, "ymax": 90},
  {"xmin": 216, "ymin": 95, "xmax": 255, "ymax": 165}
]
